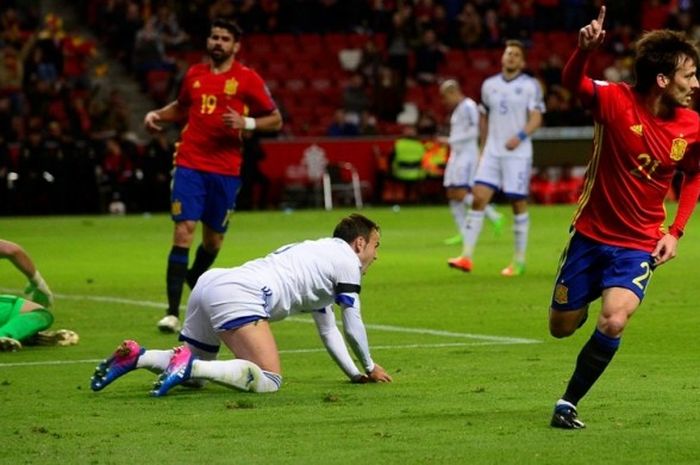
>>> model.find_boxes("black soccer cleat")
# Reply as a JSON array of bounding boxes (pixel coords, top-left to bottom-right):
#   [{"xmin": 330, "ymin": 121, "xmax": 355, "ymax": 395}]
[{"xmin": 551, "ymin": 403, "xmax": 586, "ymax": 429}]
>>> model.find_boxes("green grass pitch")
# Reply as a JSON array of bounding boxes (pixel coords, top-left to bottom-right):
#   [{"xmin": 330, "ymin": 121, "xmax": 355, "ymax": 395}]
[{"xmin": 1, "ymin": 205, "xmax": 699, "ymax": 464}]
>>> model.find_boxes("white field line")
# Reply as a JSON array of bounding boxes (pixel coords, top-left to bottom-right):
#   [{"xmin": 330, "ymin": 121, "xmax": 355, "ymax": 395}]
[
  {"xmin": 0, "ymin": 290, "xmax": 541, "ymax": 369},
  {"xmin": 0, "ymin": 341, "xmax": 531, "ymax": 368}
]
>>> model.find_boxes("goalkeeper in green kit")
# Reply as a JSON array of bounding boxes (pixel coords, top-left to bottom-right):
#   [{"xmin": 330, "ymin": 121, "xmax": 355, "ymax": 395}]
[{"xmin": 0, "ymin": 239, "xmax": 78, "ymax": 351}]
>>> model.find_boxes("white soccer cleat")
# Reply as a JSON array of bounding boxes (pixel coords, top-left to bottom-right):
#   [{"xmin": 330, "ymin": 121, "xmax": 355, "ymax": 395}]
[
  {"xmin": 157, "ymin": 315, "xmax": 181, "ymax": 333},
  {"xmin": 27, "ymin": 329, "xmax": 80, "ymax": 346},
  {"xmin": 0, "ymin": 336, "xmax": 22, "ymax": 352}
]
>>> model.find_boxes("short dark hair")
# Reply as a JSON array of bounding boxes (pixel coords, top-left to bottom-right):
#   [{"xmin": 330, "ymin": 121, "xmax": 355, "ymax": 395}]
[
  {"xmin": 333, "ymin": 214, "xmax": 379, "ymax": 244},
  {"xmin": 634, "ymin": 29, "xmax": 699, "ymax": 93},
  {"xmin": 211, "ymin": 18, "xmax": 242, "ymax": 41}
]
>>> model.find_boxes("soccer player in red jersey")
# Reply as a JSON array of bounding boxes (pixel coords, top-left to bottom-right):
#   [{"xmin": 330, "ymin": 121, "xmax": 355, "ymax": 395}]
[
  {"xmin": 549, "ymin": 7, "xmax": 700, "ymax": 429},
  {"xmin": 144, "ymin": 19, "xmax": 282, "ymax": 333}
]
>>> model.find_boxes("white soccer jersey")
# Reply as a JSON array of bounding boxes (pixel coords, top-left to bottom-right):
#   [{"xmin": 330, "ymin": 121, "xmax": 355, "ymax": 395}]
[
  {"xmin": 480, "ymin": 72, "xmax": 545, "ymax": 158},
  {"xmin": 448, "ymin": 97, "xmax": 479, "ymax": 152},
  {"xmin": 234, "ymin": 237, "xmax": 362, "ymax": 320},
  {"xmin": 182, "ymin": 237, "xmax": 374, "ymax": 378},
  {"xmin": 444, "ymin": 97, "xmax": 480, "ymax": 188}
]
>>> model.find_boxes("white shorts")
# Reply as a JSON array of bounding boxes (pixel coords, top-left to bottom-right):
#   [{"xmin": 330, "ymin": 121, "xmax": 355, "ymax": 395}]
[
  {"xmin": 443, "ymin": 151, "xmax": 478, "ymax": 188},
  {"xmin": 474, "ymin": 156, "xmax": 532, "ymax": 198},
  {"xmin": 179, "ymin": 268, "xmax": 270, "ymax": 352}
]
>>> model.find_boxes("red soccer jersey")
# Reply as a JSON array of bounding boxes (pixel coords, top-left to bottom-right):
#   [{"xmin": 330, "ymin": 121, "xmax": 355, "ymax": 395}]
[
  {"xmin": 572, "ymin": 81, "xmax": 700, "ymax": 251},
  {"xmin": 174, "ymin": 61, "xmax": 276, "ymax": 175}
]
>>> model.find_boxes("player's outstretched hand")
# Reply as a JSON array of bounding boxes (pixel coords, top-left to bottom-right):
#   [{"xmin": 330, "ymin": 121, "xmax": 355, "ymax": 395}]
[
  {"xmin": 367, "ymin": 363, "xmax": 393, "ymax": 383},
  {"xmin": 579, "ymin": 6, "xmax": 606, "ymax": 51},
  {"xmin": 144, "ymin": 111, "xmax": 163, "ymax": 132},
  {"xmin": 651, "ymin": 233, "xmax": 678, "ymax": 266}
]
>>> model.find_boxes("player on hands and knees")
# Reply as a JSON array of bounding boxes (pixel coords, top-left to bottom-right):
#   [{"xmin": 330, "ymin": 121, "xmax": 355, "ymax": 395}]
[
  {"xmin": 91, "ymin": 214, "xmax": 392, "ymax": 396},
  {"xmin": 549, "ymin": 6, "xmax": 700, "ymax": 429}
]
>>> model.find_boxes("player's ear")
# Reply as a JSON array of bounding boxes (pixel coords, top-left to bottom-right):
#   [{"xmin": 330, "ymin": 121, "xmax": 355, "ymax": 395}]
[
  {"xmin": 233, "ymin": 42, "xmax": 241, "ymax": 54},
  {"xmin": 657, "ymin": 73, "xmax": 670, "ymax": 88},
  {"xmin": 352, "ymin": 235, "xmax": 366, "ymax": 252}
]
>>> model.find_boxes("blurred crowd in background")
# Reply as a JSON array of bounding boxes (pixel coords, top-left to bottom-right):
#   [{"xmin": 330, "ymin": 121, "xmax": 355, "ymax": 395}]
[{"xmin": 1, "ymin": 0, "xmax": 698, "ymax": 215}]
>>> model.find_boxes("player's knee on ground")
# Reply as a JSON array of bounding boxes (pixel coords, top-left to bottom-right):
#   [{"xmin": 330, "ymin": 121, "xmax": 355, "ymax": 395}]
[{"xmin": 190, "ymin": 358, "xmax": 282, "ymax": 392}]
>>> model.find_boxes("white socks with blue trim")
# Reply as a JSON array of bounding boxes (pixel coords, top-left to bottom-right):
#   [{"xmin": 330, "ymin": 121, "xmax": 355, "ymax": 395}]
[{"xmin": 191, "ymin": 359, "xmax": 282, "ymax": 393}]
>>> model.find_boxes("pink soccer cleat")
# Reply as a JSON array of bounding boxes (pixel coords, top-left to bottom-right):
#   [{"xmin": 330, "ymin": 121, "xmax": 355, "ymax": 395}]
[{"xmin": 91, "ymin": 340, "xmax": 144, "ymax": 391}]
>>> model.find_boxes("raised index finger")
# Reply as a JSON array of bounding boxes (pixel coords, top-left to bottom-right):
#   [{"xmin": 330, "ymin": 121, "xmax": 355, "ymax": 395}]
[{"xmin": 597, "ymin": 5, "xmax": 606, "ymax": 26}]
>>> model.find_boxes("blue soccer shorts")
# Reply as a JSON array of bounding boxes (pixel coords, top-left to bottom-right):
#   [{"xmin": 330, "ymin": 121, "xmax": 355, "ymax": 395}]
[
  {"xmin": 550, "ymin": 231, "xmax": 655, "ymax": 311},
  {"xmin": 170, "ymin": 166, "xmax": 241, "ymax": 233}
]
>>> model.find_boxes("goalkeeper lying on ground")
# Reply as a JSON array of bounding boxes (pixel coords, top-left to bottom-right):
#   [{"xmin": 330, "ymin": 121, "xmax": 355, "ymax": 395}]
[{"xmin": 0, "ymin": 239, "xmax": 78, "ymax": 351}]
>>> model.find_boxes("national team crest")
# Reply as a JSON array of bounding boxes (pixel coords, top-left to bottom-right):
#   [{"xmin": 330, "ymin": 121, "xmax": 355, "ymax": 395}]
[
  {"xmin": 224, "ymin": 78, "xmax": 238, "ymax": 96},
  {"xmin": 193, "ymin": 80, "xmax": 201, "ymax": 88},
  {"xmin": 171, "ymin": 200, "xmax": 182, "ymax": 216},
  {"xmin": 554, "ymin": 283, "xmax": 568, "ymax": 305},
  {"xmin": 670, "ymin": 137, "xmax": 688, "ymax": 161}
]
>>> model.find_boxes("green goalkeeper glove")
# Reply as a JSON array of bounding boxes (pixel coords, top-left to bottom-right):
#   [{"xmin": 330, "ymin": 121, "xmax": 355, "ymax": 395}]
[{"xmin": 24, "ymin": 271, "xmax": 54, "ymax": 308}]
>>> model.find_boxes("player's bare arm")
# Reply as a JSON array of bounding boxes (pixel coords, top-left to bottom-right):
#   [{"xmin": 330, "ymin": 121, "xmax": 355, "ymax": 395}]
[
  {"xmin": 223, "ymin": 107, "xmax": 283, "ymax": 132},
  {"xmin": 579, "ymin": 6, "xmax": 606, "ymax": 51},
  {"xmin": 506, "ymin": 109, "xmax": 543, "ymax": 150},
  {"xmin": 144, "ymin": 100, "xmax": 186, "ymax": 132},
  {"xmin": 478, "ymin": 112, "xmax": 488, "ymax": 149}
]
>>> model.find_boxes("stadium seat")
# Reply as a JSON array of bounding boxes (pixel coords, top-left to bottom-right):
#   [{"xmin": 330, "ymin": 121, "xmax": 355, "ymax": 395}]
[
  {"xmin": 284, "ymin": 77, "xmax": 307, "ymax": 92},
  {"xmin": 300, "ymin": 34, "xmax": 324, "ymax": 55},
  {"xmin": 323, "ymin": 33, "xmax": 350, "ymax": 53},
  {"xmin": 266, "ymin": 61, "xmax": 290, "ymax": 79}
]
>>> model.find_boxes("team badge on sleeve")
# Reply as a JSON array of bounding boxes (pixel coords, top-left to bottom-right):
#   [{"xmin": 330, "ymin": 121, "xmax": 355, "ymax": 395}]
[{"xmin": 670, "ymin": 137, "xmax": 687, "ymax": 161}]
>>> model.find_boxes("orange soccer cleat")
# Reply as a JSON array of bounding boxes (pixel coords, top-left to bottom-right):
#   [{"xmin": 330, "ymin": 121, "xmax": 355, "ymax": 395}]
[
  {"xmin": 500, "ymin": 262, "xmax": 526, "ymax": 277},
  {"xmin": 447, "ymin": 256, "xmax": 473, "ymax": 273}
]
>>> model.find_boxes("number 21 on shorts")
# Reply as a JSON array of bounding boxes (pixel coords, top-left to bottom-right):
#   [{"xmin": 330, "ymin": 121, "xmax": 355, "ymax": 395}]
[{"xmin": 632, "ymin": 261, "xmax": 653, "ymax": 294}]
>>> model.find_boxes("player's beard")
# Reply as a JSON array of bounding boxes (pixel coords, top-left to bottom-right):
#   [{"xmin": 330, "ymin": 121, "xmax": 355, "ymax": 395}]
[
  {"xmin": 208, "ymin": 47, "xmax": 233, "ymax": 66},
  {"xmin": 664, "ymin": 87, "xmax": 694, "ymax": 108}
]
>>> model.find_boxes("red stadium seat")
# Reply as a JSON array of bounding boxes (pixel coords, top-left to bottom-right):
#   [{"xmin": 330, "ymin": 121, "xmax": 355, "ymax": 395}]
[
  {"xmin": 266, "ymin": 61, "xmax": 290, "ymax": 79},
  {"xmin": 298, "ymin": 34, "xmax": 324, "ymax": 54},
  {"xmin": 323, "ymin": 33, "xmax": 350, "ymax": 53},
  {"xmin": 284, "ymin": 77, "xmax": 307, "ymax": 92}
]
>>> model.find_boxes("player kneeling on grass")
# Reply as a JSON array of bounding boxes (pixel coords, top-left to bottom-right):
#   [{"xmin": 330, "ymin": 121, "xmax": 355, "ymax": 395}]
[
  {"xmin": 0, "ymin": 239, "xmax": 79, "ymax": 351},
  {"xmin": 91, "ymin": 213, "xmax": 392, "ymax": 396}
]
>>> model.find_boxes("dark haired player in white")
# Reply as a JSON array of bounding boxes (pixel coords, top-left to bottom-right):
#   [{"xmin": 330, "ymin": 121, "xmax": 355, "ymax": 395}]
[{"xmin": 91, "ymin": 214, "xmax": 392, "ymax": 396}]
